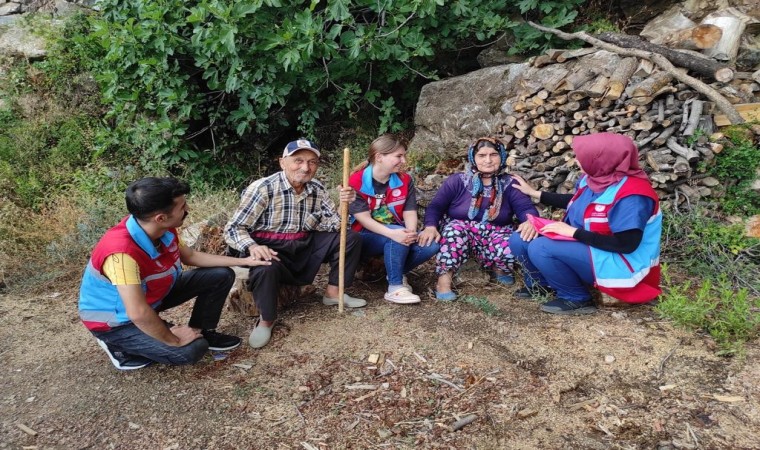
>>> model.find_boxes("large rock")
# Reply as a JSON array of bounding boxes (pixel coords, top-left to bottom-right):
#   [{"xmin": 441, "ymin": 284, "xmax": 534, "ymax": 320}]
[
  {"xmin": 0, "ymin": 3, "xmax": 23, "ymax": 16},
  {"xmin": 0, "ymin": 23, "xmax": 46, "ymax": 59},
  {"xmin": 408, "ymin": 63, "xmax": 531, "ymax": 160}
]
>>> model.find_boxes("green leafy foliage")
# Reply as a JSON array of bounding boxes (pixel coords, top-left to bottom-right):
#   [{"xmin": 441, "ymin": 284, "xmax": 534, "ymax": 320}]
[
  {"xmin": 659, "ymin": 207, "xmax": 760, "ymax": 355},
  {"xmin": 708, "ymin": 130, "xmax": 760, "ymax": 215},
  {"xmin": 85, "ymin": 0, "xmax": 585, "ymax": 184},
  {"xmin": 0, "ymin": 110, "xmax": 98, "ymax": 209},
  {"xmin": 662, "ymin": 208, "xmax": 760, "ymax": 289},
  {"xmin": 508, "ymin": 0, "xmax": 585, "ymax": 55}
]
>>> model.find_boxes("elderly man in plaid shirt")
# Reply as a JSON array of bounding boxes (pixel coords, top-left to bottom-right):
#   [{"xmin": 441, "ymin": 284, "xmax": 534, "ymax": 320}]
[{"xmin": 225, "ymin": 139, "xmax": 366, "ymax": 348}]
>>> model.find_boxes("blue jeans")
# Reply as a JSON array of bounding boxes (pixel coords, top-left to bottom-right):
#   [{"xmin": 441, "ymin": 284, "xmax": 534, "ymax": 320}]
[
  {"xmin": 360, "ymin": 225, "xmax": 440, "ymax": 286},
  {"xmin": 92, "ymin": 267, "xmax": 234, "ymax": 365},
  {"xmin": 509, "ymin": 233, "xmax": 594, "ymax": 301}
]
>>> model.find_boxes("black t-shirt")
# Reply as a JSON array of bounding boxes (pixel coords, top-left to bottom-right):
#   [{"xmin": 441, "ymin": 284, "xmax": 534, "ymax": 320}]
[{"xmin": 349, "ymin": 177, "xmax": 417, "ymax": 222}]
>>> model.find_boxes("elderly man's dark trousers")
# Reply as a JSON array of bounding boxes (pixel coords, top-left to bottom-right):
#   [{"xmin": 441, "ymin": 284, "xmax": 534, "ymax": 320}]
[{"xmin": 247, "ymin": 231, "xmax": 362, "ymax": 321}]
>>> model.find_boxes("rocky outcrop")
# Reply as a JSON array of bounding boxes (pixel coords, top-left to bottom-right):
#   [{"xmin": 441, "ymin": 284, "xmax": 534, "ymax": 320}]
[
  {"xmin": 0, "ymin": 24, "xmax": 46, "ymax": 59},
  {"xmin": 0, "ymin": 0, "xmax": 95, "ymax": 59},
  {"xmin": 408, "ymin": 63, "xmax": 530, "ymax": 160}
]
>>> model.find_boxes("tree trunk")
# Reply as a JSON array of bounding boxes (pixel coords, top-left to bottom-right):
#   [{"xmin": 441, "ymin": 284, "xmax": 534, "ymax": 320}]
[
  {"xmin": 596, "ymin": 32, "xmax": 734, "ymax": 82},
  {"xmin": 661, "ymin": 25, "xmax": 723, "ymax": 50},
  {"xmin": 700, "ymin": 8, "xmax": 750, "ymax": 61}
]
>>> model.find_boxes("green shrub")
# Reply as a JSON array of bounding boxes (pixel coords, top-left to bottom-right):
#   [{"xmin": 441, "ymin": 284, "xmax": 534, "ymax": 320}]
[
  {"xmin": 0, "ymin": 113, "xmax": 99, "ymax": 209},
  {"xmin": 659, "ymin": 206, "xmax": 760, "ymax": 356},
  {"xmin": 82, "ymin": 0, "xmax": 589, "ymax": 183},
  {"xmin": 656, "ymin": 267, "xmax": 760, "ymax": 356},
  {"xmin": 462, "ymin": 295, "xmax": 500, "ymax": 316},
  {"xmin": 709, "ymin": 129, "xmax": 760, "ymax": 215},
  {"xmin": 662, "ymin": 208, "xmax": 760, "ymax": 292}
]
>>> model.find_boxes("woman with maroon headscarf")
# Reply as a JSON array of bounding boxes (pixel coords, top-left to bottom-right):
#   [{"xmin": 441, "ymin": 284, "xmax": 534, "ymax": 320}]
[{"xmin": 508, "ymin": 133, "xmax": 662, "ymax": 315}]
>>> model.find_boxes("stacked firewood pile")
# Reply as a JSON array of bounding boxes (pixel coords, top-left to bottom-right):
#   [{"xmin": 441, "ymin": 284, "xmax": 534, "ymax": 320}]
[{"xmin": 499, "ymin": 44, "xmax": 758, "ymax": 206}]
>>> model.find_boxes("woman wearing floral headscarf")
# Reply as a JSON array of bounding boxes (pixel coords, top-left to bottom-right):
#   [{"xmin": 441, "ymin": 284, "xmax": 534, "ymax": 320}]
[
  {"xmin": 418, "ymin": 137, "xmax": 538, "ymax": 301},
  {"xmin": 509, "ymin": 132, "xmax": 662, "ymax": 315}
]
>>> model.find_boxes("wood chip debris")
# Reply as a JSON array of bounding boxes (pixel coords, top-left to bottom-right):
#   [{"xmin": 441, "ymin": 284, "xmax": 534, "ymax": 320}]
[
  {"xmin": 344, "ymin": 383, "xmax": 378, "ymax": 390},
  {"xmin": 232, "ymin": 363, "xmax": 253, "ymax": 370},
  {"xmin": 427, "ymin": 373, "xmax": 464, "ymax": 391},
  {"xmin": 16, "ymin": 423, "xmax": 37, "ymax": 436},
  {"xmin": 450, "ymin": 414, "xmax": 477, "ymax": 431},
  {"xmin": 517, "ymin": 408, "xmax": 538, "ymax": 419},
  {"xmin": 712, "ymin": 394, "xmax": 744, "ymax": 402}
]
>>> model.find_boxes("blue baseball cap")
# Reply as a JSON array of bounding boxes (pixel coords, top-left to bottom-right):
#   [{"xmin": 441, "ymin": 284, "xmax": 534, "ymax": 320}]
[{"xmin": 283, "ymin": 139, "xmax": 321, "ymax": 158}]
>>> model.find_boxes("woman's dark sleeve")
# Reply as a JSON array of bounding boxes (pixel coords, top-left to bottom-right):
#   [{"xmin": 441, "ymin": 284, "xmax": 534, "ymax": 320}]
[
  {"xmin": 423, "ymin": 175, "xmax": 457, "ymax": 227},
  {"xmin": 506, "ymin": 182, "xmax": 539, "ymax": 222},
  {"xmin": 572, "ymin": 228, "xmax": 643, "ymax": 253},
  {"xmin": 539, "ymin": 191, "xmax": 573, "ymax": 209}
]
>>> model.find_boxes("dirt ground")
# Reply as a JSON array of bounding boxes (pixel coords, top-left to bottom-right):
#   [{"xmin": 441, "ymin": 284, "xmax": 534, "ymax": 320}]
[{"xmin": 2, "ymin": 266, "xmax": 759, "ymax": 450}]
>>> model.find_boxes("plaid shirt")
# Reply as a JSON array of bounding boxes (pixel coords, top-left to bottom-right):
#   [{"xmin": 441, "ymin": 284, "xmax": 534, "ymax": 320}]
[{"xmin": 224, "ymin": 171, "xmax": 341, "ymax": 252}]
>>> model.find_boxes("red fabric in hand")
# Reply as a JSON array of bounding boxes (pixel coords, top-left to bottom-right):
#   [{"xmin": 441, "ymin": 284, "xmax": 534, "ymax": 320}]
[{"xmin": 526, "ymin": 214, "xmax": 577, "ymax": 241}]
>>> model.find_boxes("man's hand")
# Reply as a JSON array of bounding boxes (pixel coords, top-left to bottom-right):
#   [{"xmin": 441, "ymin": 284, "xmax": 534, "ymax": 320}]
[
  {"xmin": 170, "ymin": 325, "xmax": 202, "ymax": 347},
  {"xmin": 247, "ymin": 244, "xmax": 280, "ymax": 262},
  {"xmin": 418, "ymin": 226, "xmax": 441, "ymax": 247},
  {"xmin": 239, "ymin": 254, "xmax": 275, "ymax": 266},
  {"xmin": 338, "ymin": 185, "xmax": 356, "ymax": 203}
]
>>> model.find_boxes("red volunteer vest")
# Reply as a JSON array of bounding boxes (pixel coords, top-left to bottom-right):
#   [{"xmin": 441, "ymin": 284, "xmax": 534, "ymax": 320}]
[
  {"xmin": 348, "ymin": 169, "xmax": 411, "ymax": 231},
  {"xmin": 89, "ymin": 217, "xmax": 181, "ymax": 308}
]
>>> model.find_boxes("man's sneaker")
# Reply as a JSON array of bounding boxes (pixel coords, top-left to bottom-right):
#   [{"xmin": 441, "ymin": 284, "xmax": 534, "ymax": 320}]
[
  {"xmin": 249, "ymin": 321, "xmax": 273, "ymax": 349},
  {"xmin": 540, "ymin": 298, "xmax": 597, "ymax": 315},
  {"xmin": 515, "ymin": 285, "xmax": 555, "ymax": 299},
  {"xmin": 201, "ymin": 329, "xmax": 241, "ymax": 351},
  {"xmin": 322, "ymin": 293, "xmax": 367, "ymax": 308},
  {"xmin": 384, "ymin": 287, "xmax": 421, "ymax": 304},
  {"xmin": 96, "ymin": 339, "xmax": 152, "ymax": 371}
]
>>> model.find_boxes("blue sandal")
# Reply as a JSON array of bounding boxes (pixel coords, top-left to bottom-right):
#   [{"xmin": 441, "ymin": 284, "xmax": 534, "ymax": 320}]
[
  {"xmin": 435, "ymin": 290, "xmax": 457, "ymax": 302},
  {"xmin": 494, "ymin": 273, "xmax": 515, "ymax": 286}
]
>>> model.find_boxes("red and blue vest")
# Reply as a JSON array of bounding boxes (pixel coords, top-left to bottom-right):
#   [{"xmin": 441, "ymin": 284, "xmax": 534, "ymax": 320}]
[
  {"xmin": 567, "ymin": 176, "xmax": 662, "ymax": 303},
  {"xmin": 348, "ymin": 166, "xmax": 411, "ymax": 231},
  {"xmin": 78, "ymin": 216, "xmax": 182, "ymax": 331}
]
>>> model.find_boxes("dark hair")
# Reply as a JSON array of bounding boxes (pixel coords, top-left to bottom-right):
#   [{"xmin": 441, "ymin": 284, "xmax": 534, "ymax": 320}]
[
  {"xmin": 125, "ymin": 177, "xmax": 190, "ymax": 220},
  {"xmin": 476, "ymin": 140, "xmax": 498, "ymax": 151}
]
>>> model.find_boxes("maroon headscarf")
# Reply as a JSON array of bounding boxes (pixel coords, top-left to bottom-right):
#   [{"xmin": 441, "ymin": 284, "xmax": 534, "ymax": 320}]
[{"xmin": 572, "ymin": 133, "xmax": 649, "ymax": 192}]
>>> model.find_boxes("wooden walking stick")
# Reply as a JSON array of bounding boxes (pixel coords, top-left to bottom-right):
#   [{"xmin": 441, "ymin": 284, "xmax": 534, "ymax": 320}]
[{"xmin": 338, "ymin": 147, "xmax": 350, "ymax": 313}]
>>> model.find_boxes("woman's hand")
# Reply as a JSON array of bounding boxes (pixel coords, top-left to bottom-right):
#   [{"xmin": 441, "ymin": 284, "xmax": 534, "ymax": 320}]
[
  {"xmin": 511, "ymin": 174, "xmax": 541, "ymax": 199},
  {"xmin": 417, "ymin": 226, "xmax": 441, "ymax": 247},
  {"xmin": 540, "ymin": 221, "xmax": 577, "ymax": 238},
  {"xmin": 516, "ymin": 221, "xmax": 539, "ymax": 242},
  {"xmin": 388, "ymin": 227, "xmax": 417, "ymax": 246}
]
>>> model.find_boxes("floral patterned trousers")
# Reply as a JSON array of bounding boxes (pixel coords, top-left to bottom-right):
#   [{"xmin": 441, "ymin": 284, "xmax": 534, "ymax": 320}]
[{"xmin": 435, "ymin": 219, "xmax": 514, "ymax": 276}]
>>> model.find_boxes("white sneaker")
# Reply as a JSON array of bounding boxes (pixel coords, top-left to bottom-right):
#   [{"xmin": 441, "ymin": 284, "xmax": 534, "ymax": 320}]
[
  {"xmin": 384, "ymin": 287, "xmax": 421, "ymax": 304},
  {"xmin": 322, "ymin": 293, "xmax": 367, "ymax": 308}
]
